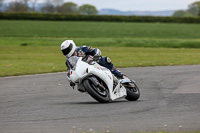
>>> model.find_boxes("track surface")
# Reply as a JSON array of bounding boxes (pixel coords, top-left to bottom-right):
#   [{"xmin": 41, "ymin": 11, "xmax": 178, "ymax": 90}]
[{"xmin": 0, "ymin": 65, "xmax": 200, "ymax": 133}]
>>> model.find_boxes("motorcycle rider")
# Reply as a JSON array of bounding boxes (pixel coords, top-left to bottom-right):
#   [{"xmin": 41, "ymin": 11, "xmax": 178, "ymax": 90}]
[{"xmin": 61, "ymin": 40, "xmax": 125, "ymax": 81}]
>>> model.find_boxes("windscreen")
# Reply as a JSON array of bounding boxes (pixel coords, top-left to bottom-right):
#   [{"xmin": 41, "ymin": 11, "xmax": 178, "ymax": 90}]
[{"xmin": 67, "ymin": 56, "xmax": 80, "ymax": 69}]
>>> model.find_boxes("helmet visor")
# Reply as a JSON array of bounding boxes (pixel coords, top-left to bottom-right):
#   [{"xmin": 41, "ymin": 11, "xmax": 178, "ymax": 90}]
[{"xmin": 62, "ymin": 43, "xmax": 73, "ymax": 56}]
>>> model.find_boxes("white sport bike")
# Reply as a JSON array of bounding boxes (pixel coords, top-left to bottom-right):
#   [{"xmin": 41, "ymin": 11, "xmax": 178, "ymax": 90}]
[{"xmin": 66, "ymin": 56, "xmax": 140, "ymax": 103}]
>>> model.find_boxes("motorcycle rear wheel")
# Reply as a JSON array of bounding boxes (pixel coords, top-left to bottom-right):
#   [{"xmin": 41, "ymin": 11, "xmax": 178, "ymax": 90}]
[
  {"xmin": 83, "ymin": 78, "xmax": 111, "ymax": 103},
  {"xmin": 125, "ymin": 82, "xmax": 140, "ymax": 101}
]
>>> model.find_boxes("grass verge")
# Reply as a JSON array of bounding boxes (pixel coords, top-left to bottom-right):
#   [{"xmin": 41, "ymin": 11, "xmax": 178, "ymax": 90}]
[
  {"xmin": 0, "ymin": 20, "xmax": 200, "ymax": 76},
  {"xmin": 0, "ymin": 20, "xmax": 200, "ymax": 48},
  {"xmin": 1, "ymin": 20, "xmax": 200, "ymax": 39},
  {"xmin": 1, "ymin": 46, "xmax": 200, "ymax": 77},
  {"xmin": 1, "ymin": 37, "xmax": 200, "ymax": 48}
]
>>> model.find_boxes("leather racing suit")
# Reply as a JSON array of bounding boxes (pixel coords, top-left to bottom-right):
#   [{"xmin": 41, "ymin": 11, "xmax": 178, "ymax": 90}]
[{"xmin": 65, "ymin": 46, "xmax": 123, "ymax": 79}]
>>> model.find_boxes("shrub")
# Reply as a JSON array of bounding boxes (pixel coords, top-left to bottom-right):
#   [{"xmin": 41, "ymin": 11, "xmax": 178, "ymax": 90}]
[{"xmin": 0, "ymin": 12, "xmax": 200, "ymax": 23}]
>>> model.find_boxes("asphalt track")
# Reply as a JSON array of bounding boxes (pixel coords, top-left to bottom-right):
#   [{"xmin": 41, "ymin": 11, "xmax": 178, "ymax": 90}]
[{"xmin": 0, "ymin": 65, "xmax": 200, "ymax": 133}]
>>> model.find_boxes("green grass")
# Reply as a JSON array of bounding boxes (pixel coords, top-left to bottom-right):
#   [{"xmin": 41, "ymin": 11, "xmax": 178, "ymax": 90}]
[
  {"xmin": 1, "ymin": 46, "xmax": 200, "ymax": 77},
  {"xmin": 1, "ymin": 37, "xmax": 200, "ymax": 48},
  {"xmin": 1, "ymin": 20, "xmax": 200, "ymax": 38},
  {"xmin": 0, "ymin": 20, "xmax": 200, "ymax": 77},
  {"xmin": 0, "ymin": 45, "xmax": 64, "ymax": 76},
  {"xmin": 0, "ymin": 20, "xmax": 200, "ymax": 48}
]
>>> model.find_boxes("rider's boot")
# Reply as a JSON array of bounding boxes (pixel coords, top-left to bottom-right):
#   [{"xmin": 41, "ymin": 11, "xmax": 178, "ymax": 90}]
[{"xmin": 111, "ymin": 66, "xmax": 128, "ymax": 79}]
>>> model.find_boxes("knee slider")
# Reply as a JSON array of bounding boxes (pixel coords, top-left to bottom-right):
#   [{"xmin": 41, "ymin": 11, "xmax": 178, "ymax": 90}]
[{"xmin": 106, "ymin": 57, "xmax": 111, "ymax": 64}]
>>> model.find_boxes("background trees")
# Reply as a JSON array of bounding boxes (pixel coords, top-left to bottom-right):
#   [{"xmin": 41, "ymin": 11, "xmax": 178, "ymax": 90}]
[
  {"xmin": 0, "ymin": 0, "xmax": 4, "ymax": 12},
  {"xmin": 41, "ymin": 0, "xmax": 55, "ymax": 13},
  {"xmin": 6, "ymin": 1, "xmax": 29, "ymax": 12},
  {"xmin": 173, "ymin": 10, "xmax": 193, "ymax": 17},
  {"xmin": 57, "ymin": 2, "xmax": 78, "ymax": 14},
  {"xmin": 30, "ymin": 0, "xmax": 38, "ymax": 12},
  {"xmin": 79, "ymin": 4, "xmax": 98, "ymax": 15},
  {"xmin": 53, "ymin": 0, "xmax": 64, "ymax": 6},
  {"xmin": 1, "ymin": 0, "xmax": 200, "ymax": 17},
  {"xmin": 1, "ymin": 0, "xmax": 98, "ymax": 14},
  {"xmin": 188, "ymin": 1, "xmax": 200, "ymax": 16},
  {"xmin": 173, "ymin": 1, "xmax": 200, "ymax": 17}
]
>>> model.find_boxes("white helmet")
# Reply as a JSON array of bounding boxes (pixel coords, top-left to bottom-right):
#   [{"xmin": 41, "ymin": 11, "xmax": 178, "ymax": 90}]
[{"xmin": 61, "ymin": 40, "xmax": 77, "ymax": 58}]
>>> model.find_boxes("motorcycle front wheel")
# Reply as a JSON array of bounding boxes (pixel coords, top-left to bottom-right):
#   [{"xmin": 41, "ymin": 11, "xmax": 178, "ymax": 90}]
[
  {"xmin": 83, "ymin": 78, "xmax": 111, "ymax": 103},
  {"xmin": 125, "ymin": 82, "xmax": 140, "ymax": 101}
]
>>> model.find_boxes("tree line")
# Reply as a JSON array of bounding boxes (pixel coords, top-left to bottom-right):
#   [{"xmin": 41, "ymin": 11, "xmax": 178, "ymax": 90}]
[
  {"xmin": 173, "ymin": 1, "xmax": 200, "ymax": 17},
  {"xmin": 0, "ymin": 0, "xmax": 98, "ymax": 15}
]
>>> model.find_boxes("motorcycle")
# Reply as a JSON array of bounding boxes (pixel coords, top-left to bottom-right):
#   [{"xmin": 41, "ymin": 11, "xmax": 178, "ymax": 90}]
[{"xmin": 66, "ymin": 56, "xmax": 140, "ymax": 103}]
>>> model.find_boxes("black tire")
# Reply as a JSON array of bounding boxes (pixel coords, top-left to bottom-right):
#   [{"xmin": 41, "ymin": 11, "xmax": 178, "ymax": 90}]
[
  {"xmin": 125, "ymin": 82, "xmax": 140, "ymax": 101},
  {"xmin": 83, "ymin": 78, "xmax": 111, "ymax": 103}
]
